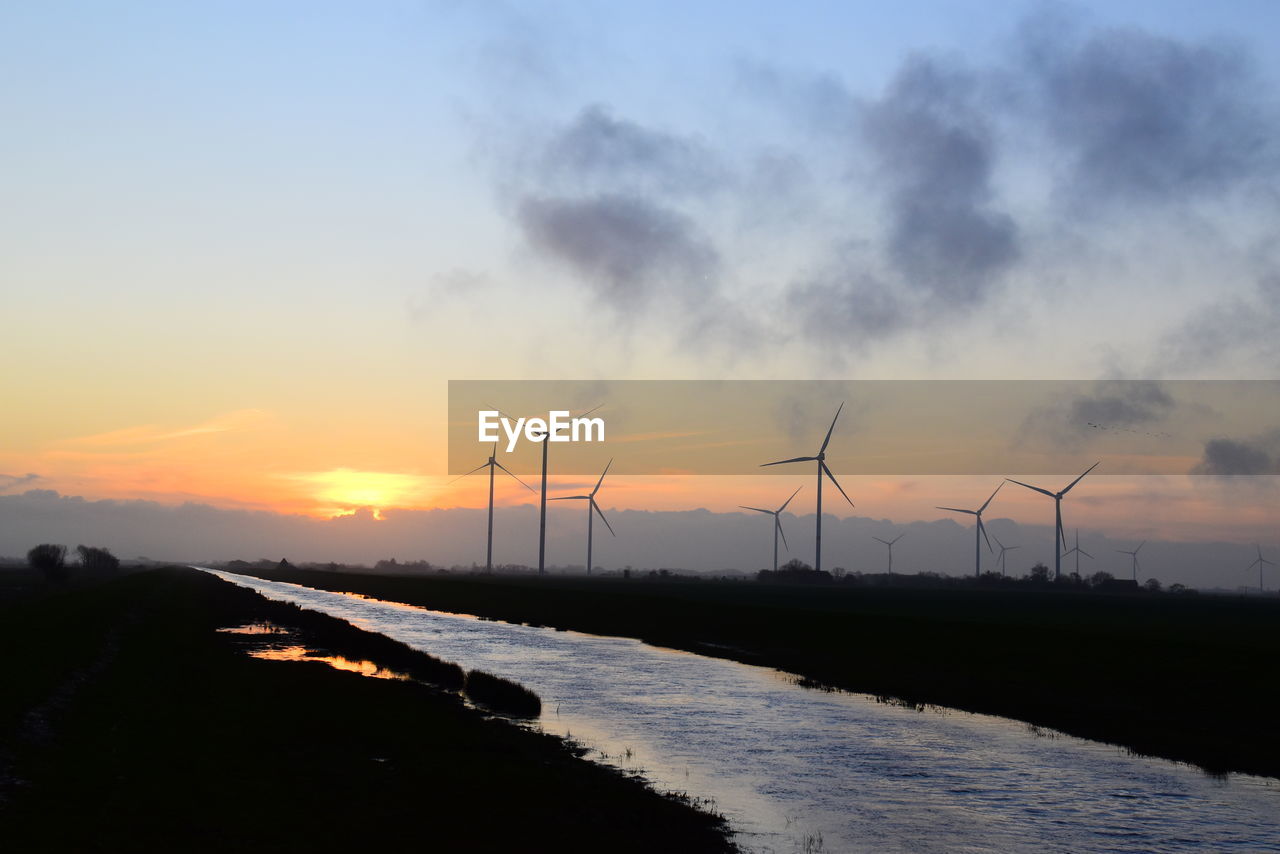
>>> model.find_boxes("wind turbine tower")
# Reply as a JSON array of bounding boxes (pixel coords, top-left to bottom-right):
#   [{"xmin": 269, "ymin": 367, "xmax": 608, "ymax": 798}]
[
  {"xmin": 872, "ymin": 533, "xmax": 905, "ymax": 575},
  {"xmin": 1246, "ymin": 545, "xmax": 1275, "ymax": 593},
  {"xmin": 1061, "ymin": 528, "xmax": 1094, "ymax": 579},
  {"xmin": 455, "ymin": 444, "xmax": 536, "ymax": 573},
  {"xmin": 550, "ymin": 459, "xmax": 615, "ymax": 575},
  {"xmin": 740, "ymin": 486, "xmax": 803, "ymax": 572},
  {"xmin": 1116, "ymin": 541, "xmax": 1146, "ymax": 582},
  {"xmin": 992, "ymin": 534, "xmax": 1020, "ymax": 577},
  {"xmin": 1006, "ymin": 462, "xmax": 1100, "ymax": 582},
  {"xmin": 761, "ymin": 403, "xmax": 855, "ymax": 573},
  {"xmin": 936, "ymin": 482, "xmax": 1003, "ymax": 577}
]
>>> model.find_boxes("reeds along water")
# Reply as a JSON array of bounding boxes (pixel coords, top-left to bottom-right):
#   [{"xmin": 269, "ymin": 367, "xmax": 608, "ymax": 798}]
[{"xmin": 464, "ymin": 669, "xmax": 542, "ymax": 717}]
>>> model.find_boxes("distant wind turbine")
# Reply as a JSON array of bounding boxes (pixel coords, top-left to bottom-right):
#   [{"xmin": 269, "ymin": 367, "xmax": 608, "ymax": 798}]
[
  {"xmin": 740, "ymin": 486, "xmax": 803, "ymax": 572},
  {"xmin": 1116, "ymin": 540, "xmax": 1146, "ymax": 582},
  {"xmin": 992, "ymin": 534, "xmax": 1020, "ymax": 577},
  {"xmin": 872, "ymin": 533, "xmax": 905, "ymax": 575},
  {"xmin": 1061, "ymin": 528, "xmax": 1094, "ymax": 579},
  {"xmin": 761, "ymin": 403, "xmax": 854, "ymax": 573},
  {"xmin": 487, "ymin": 402, "xmax": 600, "ymax": 576},
  {"xmin": 936, "ymin": 482, "xmax": 1003, "ymax": 577},
  {"xmin": 550, "ymin": 459, "xmax": 614, "ymax": 575},
  {"xmin": 454, "ymin": 443, "xmax": 536, "ymax": 573},
  {"xmin": 1245, "ymin": 545, "xmax": 1275, "ymax": 593},
  {"xmin": 1006, "ymin": 462, "xmax": 1100, "ymax": 581}
]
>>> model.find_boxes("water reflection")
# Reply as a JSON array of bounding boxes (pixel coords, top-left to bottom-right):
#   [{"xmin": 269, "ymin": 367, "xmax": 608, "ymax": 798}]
[
  {"xmin": 203, "ymin": 569, "xmax": 1280, "ymax": 854},
  {"xmin": 219, "ymin": 619, "xmax": 411, "ymax": 682},
  {"xmin": 247, "ymin": 644, "xmax": 411, "ymax": 681}
]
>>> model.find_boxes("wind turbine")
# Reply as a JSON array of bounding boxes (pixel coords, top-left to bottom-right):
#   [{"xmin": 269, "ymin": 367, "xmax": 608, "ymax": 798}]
[
  {"xmin": 1006, "ymin": 462, "xmax": 1100, "ymax": 581},
  {"xmin": 760, "ymin": 403, "xmax": 854, "ymax": 573},
  {"xmin": 1115, "ymin": 540, "xmax": 1146, "ymax": 582},
  {"xmin": 872, "ymin": 533, "xmax": 905, "ymax": 575},
  {"xmin": 936, "ymin": 482, "xmax": 1003, "ymax": 577},
  {"xmin": 992, "ymin": 534, "xmax": 1020, "ymax": 577},
  {"xmin": 1245, "ymin": 545, "xmax": 1275, "ymax": 593},
  {"xmin": 454, "ymin": 444, "xmax": 536, "ymax": 573},
  {"xmin": 740, "ymin": 486, "xmax": 803, "ymax": 572},
  {"xmin": 1061, "ymin": 528, "xmax": 1094, "ymax": 579},
  {"xmin": 487, "ymin": 403, "xmax": 600, "ymax": 576},
  {"xmin": 550, "ymin": 459, "xmax": 614, "ymax": 575}
]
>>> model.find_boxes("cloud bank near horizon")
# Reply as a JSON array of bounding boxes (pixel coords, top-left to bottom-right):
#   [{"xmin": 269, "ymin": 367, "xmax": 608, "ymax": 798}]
[{"xmin": 1, "ymin": 488, "xmax": 1270, "ymax": 591}]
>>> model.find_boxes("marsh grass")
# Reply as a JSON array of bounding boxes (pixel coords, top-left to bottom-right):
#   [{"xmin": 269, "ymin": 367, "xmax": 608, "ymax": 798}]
[{"xmin": 464, "ymin": 669, "xmax": 542, "ymax": 717}]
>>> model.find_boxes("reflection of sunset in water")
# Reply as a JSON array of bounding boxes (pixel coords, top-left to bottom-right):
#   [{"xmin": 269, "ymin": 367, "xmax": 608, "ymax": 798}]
[{"xmin": 247, "ymin": 644, "xmax": 410, "ymax": 681}]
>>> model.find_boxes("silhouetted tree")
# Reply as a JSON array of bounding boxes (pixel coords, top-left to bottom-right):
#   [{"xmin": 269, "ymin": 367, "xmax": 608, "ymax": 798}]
[
  {"xmin": 1144, "ymin": 578, "xmax": 1162, "ymax": 592},
  {"xmin": 1089, "ymin": 570, "xmax": 1114, "ymax": 587},
  {"xmin": 77, "ymin": 545, "xmax": 119, "ymax": 574},
  {"xmin": 28, "ymin": 543, "xmax": 68, "ymax": 582},
  {"xmin": 1027, "ymin": 562, "xmax": 1049, "ymax": 583}
]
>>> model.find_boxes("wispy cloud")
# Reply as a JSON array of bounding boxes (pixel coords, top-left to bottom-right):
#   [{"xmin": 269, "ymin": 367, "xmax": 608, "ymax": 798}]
[{"xmin": 59, "ymin": 410, "xmax": 271, "ymax": 450}]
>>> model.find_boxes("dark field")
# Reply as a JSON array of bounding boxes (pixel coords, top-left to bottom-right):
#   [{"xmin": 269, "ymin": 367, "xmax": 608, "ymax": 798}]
[
  {"xmin": 0, "ymin": 567, "xmax": 732, "ymax": 852},
  {"xmin": 241, "ymin": 566, "xmax": 1280, "ymax": 780}
]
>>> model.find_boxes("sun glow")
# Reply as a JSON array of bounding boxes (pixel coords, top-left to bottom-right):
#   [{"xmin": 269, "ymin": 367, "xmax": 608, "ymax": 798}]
[{"xmin": 283, "ymin": 469, "xmax": 431, "ymax": 517}]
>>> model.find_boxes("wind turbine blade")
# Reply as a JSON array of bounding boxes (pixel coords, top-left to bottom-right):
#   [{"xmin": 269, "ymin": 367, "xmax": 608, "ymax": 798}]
[
  {"xmin": 1135, "ymin": 540, "xmax": 1147, "ymax": 554},
  {"xmin": 819, "ymin": 402, "xmax": 845, "ymax": 454},
  {"xmin": 979, "ymin": 481, "xmax": 1004, "ymax": 513},
  {"xmin": 1079, "ymin": 549, "xmax": 1094, "ymax": 560},
  {"xmin": 549, "ymin": 495, "xmax": 590, "ymax": 501},
  {"xmin": 873, "ymin": 537, "xmax": 891, "ymax": 546},
  {"xmin": 978, "ymin": 518, "xmax": 993, "ymax": 552},
  {"xmin": 891, "ymin": 533, "xmax": 905, "ymax": 545},
  {"xmin": 1060, "ymin": 461, "xmax": 1100, "ymax": 495},
  {"xmin": 591, "ymin": 458, "xmax": 613, "ymax": 496},
  {"xmin": 761, "ymin": 456, "xmax": 818, "ymax": 467},
  {"xmin": 992, "ymin": 534, "xmax": 1005, "ymax": 550},
  {"xmin": 778, "ymin": 485, "xmax": 803, "ymax": 512},
  {"xmin": 1007, "ymin": 546, "xmax": 1021, "ymax": 552},
  {"xmin": 481, "ymin": 403, "xmax": 521, "ymax": 422},
  {"xmin": 493, "ymin": 460, "xmax": 537, "ymax": 492},
  {"xmin": 447, "ymin": 462, "xmax": 491, "ymax": 486},
  {"xmin": 936, "ymin": 506, "xmax": 977, "ymax": 515},
  {"xmin": 821, "ymin": 462, "xmax": 855, "ymax": 507},
  {"xmin": 1006, "ymin": 478, "xmax": 1056, "ymax": 498},
  {"xmin": 592, "ymin": 499, "xmax": 615, "ymax": 536},
  {"xmin": 776, "ymin": 517, "xmax": 789, "ymax": 551},
  {"xmin": 739, "ymin": 506, "xmax": 774, "ymax": 515},
  {"xmin": 574, "ymin": 403, "xmax": 604, "ymax": 418}
]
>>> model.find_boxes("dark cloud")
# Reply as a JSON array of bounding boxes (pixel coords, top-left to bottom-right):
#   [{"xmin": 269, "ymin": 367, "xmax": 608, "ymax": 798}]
[
  {"xmin": 538, "ymin": 105, "xmax": 725, "ymax": 197},
  {"xmin": 1024, "ymin": 25, "xmax": 1274, "ymax": 206},
  {"xmin": 1067, "ymin": 381, "xmax": 1175, "ymax": 429},
  {"xmin": 1193, "ymin": 436, "xmax": 1279, "ymax": 475},
  {"xmin": 0, "ymin": 473, "xmax": 40, "ymax": 493},
  {"xmin": 786, "ymin": 270, "xmax": 908, "ymax": 348},
  {"xmin": 516, "ymin": 194, "xmax": 718, "ymax": 310},
  {"xmin": 496, "ymin": 14, "xmax": 1279, "ymax": 362},
  {"xmin": 863, "ymin": 57, "xmax": 1020, "ymax": 304},
  {"xmin": 1017, "ymin": 381, "xmax": 1177, "ymax": 451}
]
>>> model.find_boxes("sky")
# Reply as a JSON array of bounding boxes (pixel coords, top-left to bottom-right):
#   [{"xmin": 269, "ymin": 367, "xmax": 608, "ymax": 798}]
[{"xmin": 2, "ymin": 1, "xmax": 1279, "ymax": 575}]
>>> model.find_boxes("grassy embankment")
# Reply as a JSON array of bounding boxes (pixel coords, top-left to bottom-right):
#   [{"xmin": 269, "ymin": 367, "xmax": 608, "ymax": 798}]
[
  {"xmin": 242, "ymin": 565, "xmax": 1280, "ymax": 780},
  {"xmin": 0, "ymin": 567, "xmax": 732, "ymax": 852}
]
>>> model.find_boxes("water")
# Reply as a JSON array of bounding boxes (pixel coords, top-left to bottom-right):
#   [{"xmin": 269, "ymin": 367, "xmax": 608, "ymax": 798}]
[{"xmin": 202, "ymin": 569, "xmax": 1280, "ymax": 853}]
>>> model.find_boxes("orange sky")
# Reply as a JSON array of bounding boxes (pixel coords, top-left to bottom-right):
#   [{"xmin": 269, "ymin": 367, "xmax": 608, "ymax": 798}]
[{"xmin": 2, "ymin": 406, "xmax": 1272, "ymax": 545}]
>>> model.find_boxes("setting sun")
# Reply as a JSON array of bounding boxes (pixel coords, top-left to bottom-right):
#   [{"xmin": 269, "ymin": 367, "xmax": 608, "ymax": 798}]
[{"xmin": 285, "ymin": 469, "xmax": 430, "ymax": 517}]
